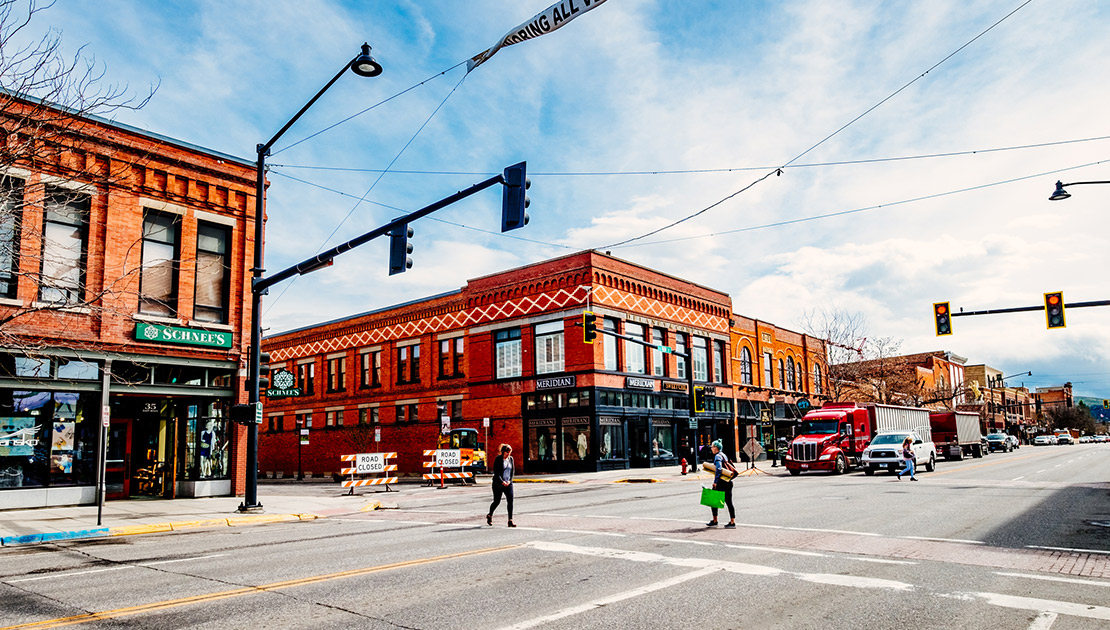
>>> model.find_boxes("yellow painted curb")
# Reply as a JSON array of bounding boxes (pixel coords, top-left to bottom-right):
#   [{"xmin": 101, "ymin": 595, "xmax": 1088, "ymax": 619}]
[
  {"xmin": 514, "ymin": 478, "xmax": 576, "ymax": 484},
  {"xmin": 110, "ymin": 523, "xmax": 174, "ymax": 537},
  {"xmin": 170, "ymin": 519, "xmax": 229, "ymax": 531},
  {"xmin": 226, "ymin": 514, "xmax": 300, "ymax": 527},
  {"xmin": 297, "ymin": 513, "xmax": 321, "ymax": 521},
  {"xmin": 359, "ymin": 501, "xmax": 382, "ymax": 512}
]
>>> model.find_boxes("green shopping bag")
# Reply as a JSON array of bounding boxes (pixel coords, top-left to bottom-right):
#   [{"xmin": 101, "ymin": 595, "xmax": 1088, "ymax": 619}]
[{"xmin": 700, "ymin": 487, "xmax": 726, "ymax": 509}]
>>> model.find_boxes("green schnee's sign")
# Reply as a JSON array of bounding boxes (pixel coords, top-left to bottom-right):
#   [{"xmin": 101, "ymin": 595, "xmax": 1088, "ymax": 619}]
[{"xmin": 135, "ymin": 322, "xmax": 233, "ymax": 349}]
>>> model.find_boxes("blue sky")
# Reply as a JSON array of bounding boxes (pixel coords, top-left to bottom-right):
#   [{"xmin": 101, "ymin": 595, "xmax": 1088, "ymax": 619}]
[{"xmin": 21, "ymin": 0, "xmax": 1110, "ymax": 396}]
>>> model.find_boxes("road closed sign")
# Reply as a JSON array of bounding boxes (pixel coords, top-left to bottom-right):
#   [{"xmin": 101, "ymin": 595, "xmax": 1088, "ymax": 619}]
[
  {"xmin": 356, "ymin": 453, "xmax": 387, "ymax": 475},
  {"xmin": 435, "ymin": 449, "xmax": 462, "ymax": 468}
]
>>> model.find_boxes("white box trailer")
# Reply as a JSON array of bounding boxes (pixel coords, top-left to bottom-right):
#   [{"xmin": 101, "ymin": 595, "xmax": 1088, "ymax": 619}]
[{"xmin": 870, "ymin": 404, "xmax": 933, "ymax": 443}]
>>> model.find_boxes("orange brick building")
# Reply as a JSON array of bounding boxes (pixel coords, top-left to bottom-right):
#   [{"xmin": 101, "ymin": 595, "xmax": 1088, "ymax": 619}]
[
  {"xmin": 0, "ymin": 93, "xmax": 256, "ymax": 508},
  {"xmin": 259, "ymin": 251, "xmax": 829, "ymax": 477}
]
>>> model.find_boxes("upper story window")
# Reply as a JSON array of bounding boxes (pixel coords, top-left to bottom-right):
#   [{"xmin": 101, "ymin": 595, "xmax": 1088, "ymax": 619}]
[
  {"xmin": 327, "ymin": 356, "xmax": 346, "ymax": 392},
  {"xmin": 360, "ymin": 350, "xmax": 381, "ymax": 388},
  {"xmin": 651, "ymin": 327, "xmax": 667, "ymax": 377},
  {"xmin": 713, "ymin": 340, "xmax": 725, "ymax": 383},
  {"xmin": 814, "ymin": 364, "xmax": 823, "ymax": 395},
  {"xmin": 786, "ymin": 357, "xmax": 796, "ymax": 391},
  {"xmin": 0, "ymin": 176, "xmax": 24, "ymax": 300},
  {"xmin": 763, "ymin": 352, "xmax": 773, "ymax": 388},
  {"xmin": 139, "ymin": 210, "xmax": 180, "ymax": 317},
  {"xmin": 535, "ymin": 321, "xmax": 564, "ymax": 375},
  {"xmin": 692, "ymin": 336, "xmax": 708, "ymax": 382},
  {"xmin": 675, "ymin": 333, "xmax": 688, "ymax": 379},
  {"xmin": 495, "ymin": 328, "xmax": 522, "ymax": 379},
  {"xmin": 325, "ymin": 409, "xmax": 343, "ymax": 427},
  {"xmin": 624, "ymin": 322, "xmax": 646, "ymax": 374},
  {"xmin": 602, "ymin": 317, "xmax": 619, "ymax": 371},
  {"xmin": 39, "ymin": 187, "xmax": 89, "ymax": 305},
  {"xmin": 740, "ymin": 347, "xmax": 754, "ymax": 385},
  {"xmin": 778, "ymin": 359, "xmax": 786, "ymax": 390},
  {"xmin": 439, "ymin": 337, "xmax": 465, "ymax": 379},
  {"xmin": 194, "ymin": 222, "xmax": 230, "ymax": 323},
  {"xmin": 396, "ymin": 343, "xmax": 420, "ymax": 384},
  {"xmin": 296, "ymin": 361, "xmax": 315, "ymax": 395}
]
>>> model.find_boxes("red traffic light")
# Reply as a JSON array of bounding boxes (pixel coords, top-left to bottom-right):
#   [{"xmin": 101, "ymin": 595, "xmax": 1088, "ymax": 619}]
[{"xmin": 933, "ymin": 301, "xmax": 952, "ymax": 336}]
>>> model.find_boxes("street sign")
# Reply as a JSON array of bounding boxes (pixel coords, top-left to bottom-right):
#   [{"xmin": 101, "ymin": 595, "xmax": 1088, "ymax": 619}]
[
  {"xmin": 483, "ymin": 417, "xmax": 490, "ymax": 428},
  {"xmin": 299, "ymin": 429, "xmax": 309, "ymax": 446},
  {"xmin": 374, "ymin": 427, "xmax": 381, "ymax": 442},
  {"xmin": 657, "ymin": 345, "xmax": 673, "ymax": 354},
  {"xmin": 101, "ymin": 405, "xmax": 110, "ymax": 428},
  {"xmin": 254, "ymin": 402, "xmax": 263, "ymax": 425},
  {"xmin": 743, "ymin": 438, "xmax": 764, "ymax": 460},
  {"xmin": 435, "ymin": 449, "xmax": 462, "ymax": 467},
  {"xmin": 687, "ymin": 418, "xmax": 698, "ymax": 429},
  {"xmin": 356, "ymin": 453, "xmax": 387, "ymax": 475},
  {"xmin": 265, "ymin": 369, "xmax": 302, "ymax": 398},
  {"xmin": 440, "ymin": 415, "xmax": 451, "ymax": 435}
]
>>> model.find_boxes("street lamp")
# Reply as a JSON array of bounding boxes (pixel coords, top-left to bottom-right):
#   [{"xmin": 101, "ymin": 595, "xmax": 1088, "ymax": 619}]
[
  {"xmin": 1049, "ymin": 180, "xmax": 1110, "ymax": 201},
  {"xmin": 241, "ymin": 44, "xmax": 383, "ymax": 512}
]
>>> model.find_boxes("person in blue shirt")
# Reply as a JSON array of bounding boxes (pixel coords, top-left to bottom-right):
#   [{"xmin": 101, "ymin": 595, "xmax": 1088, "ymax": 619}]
[{"xmin": 707, "ymin": 440, "xmax": 736, "ymax": 528}]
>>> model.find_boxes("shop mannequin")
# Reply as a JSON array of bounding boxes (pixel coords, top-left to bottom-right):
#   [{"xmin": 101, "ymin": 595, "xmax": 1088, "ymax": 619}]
[{"xmin": 199, "ymin": 421, "xmax": 216, "ymax": 477}]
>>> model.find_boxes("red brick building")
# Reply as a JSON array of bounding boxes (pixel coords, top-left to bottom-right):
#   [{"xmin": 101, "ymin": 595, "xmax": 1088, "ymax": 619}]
[
  {"xmin": 0, "ymin": 93, "xmax": 256, "ymax": 508},
  {"xmin": 259, "ymin": 251, "xmax": 829, "ymax": 478}
]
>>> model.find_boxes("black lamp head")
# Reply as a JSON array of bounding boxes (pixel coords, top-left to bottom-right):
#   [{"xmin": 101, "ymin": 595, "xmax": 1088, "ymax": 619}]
[
  {"xmin": 1049, "ymin": 180, "xmax": 1071, "ymax": 201},
  {"xmin": 350, "ymin": 43, "xmax": 382, "ymax": 77}
]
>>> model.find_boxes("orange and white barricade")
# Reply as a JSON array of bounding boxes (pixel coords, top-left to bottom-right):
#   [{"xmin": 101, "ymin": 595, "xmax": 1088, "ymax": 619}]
[
  {"xmin": 422, "ymin": 449, "xmax": 474, "ymax": 488},
  {"xmin": 340, "ymin": 452, "xmax": 398, "ymax": 494}
]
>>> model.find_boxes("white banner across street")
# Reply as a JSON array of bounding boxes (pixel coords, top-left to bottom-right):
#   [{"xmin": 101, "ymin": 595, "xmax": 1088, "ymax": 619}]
[{"xmin": 468, "ymin": 0, "xmax": 610, "ymax": 72}]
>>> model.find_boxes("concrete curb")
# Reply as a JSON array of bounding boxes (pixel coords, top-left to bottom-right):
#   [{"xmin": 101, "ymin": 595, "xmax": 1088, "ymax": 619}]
[
  {"xmin": 0, "ymin": 511, "xmax": 336, "ymax": 547},
  {"xmin": 515, "ymin": 478, "xmax": 576, "ymax": 484},
  {"xmin": 613, "ymin": 478, "xmax": 664, "ymax": 483}
]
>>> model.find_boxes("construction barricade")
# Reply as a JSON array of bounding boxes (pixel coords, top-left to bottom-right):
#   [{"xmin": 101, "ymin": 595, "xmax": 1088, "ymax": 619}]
[
  {"xmin": 340, "ymin": 452, "xmax": 398, "ymax": 494},
  {"xmin": 422, "ymin": 449, "xmax": 474, "ymax": 488}
]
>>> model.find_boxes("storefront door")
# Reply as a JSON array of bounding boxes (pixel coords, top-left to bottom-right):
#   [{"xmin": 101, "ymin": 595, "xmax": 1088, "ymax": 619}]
[
  {"xmin": 105, "ymin": 420, "xmax": 131, "ymax": 499},
  {"xmin": 130, "ymin": 417, "xmax": 167, "ymax": 497},
  {"xmin": 629, "ymin": 418, "xmax": 650, "ymax": 467}
]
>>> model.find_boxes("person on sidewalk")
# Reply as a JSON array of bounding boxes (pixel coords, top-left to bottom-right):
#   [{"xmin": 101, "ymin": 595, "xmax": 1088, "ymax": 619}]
[
  {"xmin": 897, "ymin": 436, "xmax": 917, "ymax": 481},
  {"xmin": 707, "ymin": 440, "xmax": 736, "ymax": 528},
  {"xmin": 487, "ymin": 444, "xmax": 515, "ymax": 527}
]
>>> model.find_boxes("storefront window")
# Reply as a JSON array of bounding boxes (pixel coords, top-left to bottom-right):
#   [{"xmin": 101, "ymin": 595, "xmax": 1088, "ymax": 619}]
[
  {"xmin": 1, "ymin": 390, "xmax": 97, "ymax": 489},
  {"xmin": 182, "ymin": 401, "xmax": 229, "ymax": 481},
  {"xmin": 561, "ymin": 417, "xmax": 591, "ymax": 461},
  {"xmin": 599, "ymin": 417, "xmax": 624, "ymax": 459},
  {"xmin": 651, "ymin": 420, "xmax": 675, "ymax": 458},
  {"xmin": 527, "ymin": 419, "xmax": 556, "ymax": 461}
]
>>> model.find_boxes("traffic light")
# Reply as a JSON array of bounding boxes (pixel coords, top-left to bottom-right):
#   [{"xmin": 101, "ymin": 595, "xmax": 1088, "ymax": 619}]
[
  {"xmin": 582, "ymin": 311, "xmax": 597, "ymax": 344},
  {"xmin": 501, "ymin": 161, "xmax": 530, "ymax": 232},
  {"xmin": 259, "ymin": 351, "xmax": 271, "ymax": 390},
  {"xmin": 389, "ymin": 223, "xmax": 413, "ymax": 275},
  {"xmin": 693, "ymin": 386, "xmax": 706, "ymax": 413},
  {"xmin": 1044, "ymin": 291, "xmax": 1065, "ymax": 329},
  {"xmin": 933, "ymin": 302, "xmax": 952, "ymax": 336}
]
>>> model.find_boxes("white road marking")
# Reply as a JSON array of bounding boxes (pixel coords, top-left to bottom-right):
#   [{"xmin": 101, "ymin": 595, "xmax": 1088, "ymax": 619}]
[
  {"xmin": 1012, "ymin": 476, "xmax": 1025, "ymax": 481},
  {"xmin": 515, "ymin": 526, "xmax": 626, "ymax": 537},
  {"xmin": 976, "ymin": 592, "xmax": 1110, "ymax": 621},
  {"xmin": 850, "ymin": 557, "xmax": 917, "ymax": 565},
  {"xmin": 6, "ymin": 553, "xmax": 228, "ymax": 583},
  {"xmin": 1028, "ymin": 611, "xmax": 1058, "ymax": 630},
  {"xmin": 996, "ymin": 572, "xmax": 1110, "ymax": 588},
  {"xmin": 1053, "ymin": 464, "xmax": 1062, "ymax": 468},
  {"xmin": 491, "ymin": 566, "xmax": 718, "ymax": 630},
  {"xmin": 724, "ymin": 544, "xmax": 826, "ymax": 558},
  {"xmin": 1026, "ymin": 545, "xmax": 1110, "ymax": 555},
  {"xmin": 900, "ymin": 535, "xmax": 983, "ymax": 545},
  {"xmin": 651, "ymin": 537, "xmax": 716, "ymax": 546},
  {"xmin": 1036, "ymin": 469, "xmax": 1047, "ymax": 474}
]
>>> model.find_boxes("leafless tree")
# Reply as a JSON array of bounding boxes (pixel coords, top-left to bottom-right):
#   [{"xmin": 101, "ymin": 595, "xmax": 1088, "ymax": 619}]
[{"xmin": 801, "ymin": 306, "xmax": 867, "ymax": 402}]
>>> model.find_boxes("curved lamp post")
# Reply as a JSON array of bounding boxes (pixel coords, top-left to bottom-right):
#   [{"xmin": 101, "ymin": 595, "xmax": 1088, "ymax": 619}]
[
  {"xmin": 1049, "ymin": 180, "xmax": 1110, "ymax": 201},
  {"xmin": 241, "ymin": 44, "xmax": 382, "ymax": 512}
]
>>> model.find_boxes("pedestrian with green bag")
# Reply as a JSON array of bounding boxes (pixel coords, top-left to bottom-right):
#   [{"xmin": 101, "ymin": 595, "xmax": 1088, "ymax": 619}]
[{"xmin": 706, "ymin": 440, "xmax": 736, "ymax": 528}]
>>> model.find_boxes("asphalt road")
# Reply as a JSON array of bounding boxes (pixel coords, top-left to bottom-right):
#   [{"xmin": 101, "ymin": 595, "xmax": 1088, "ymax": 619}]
[{"xmin": 2, "ymin": 443, "xmax": 1108, "ymax": 630}]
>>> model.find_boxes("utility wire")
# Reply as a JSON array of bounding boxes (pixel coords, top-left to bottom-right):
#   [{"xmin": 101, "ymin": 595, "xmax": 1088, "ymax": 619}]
[
  {"xmin": 270, "ymin": 134, "xmax": 1110, "ymax": 177},
  {"xmin": 612, "ymin": 158, "xmax": 1109, "ymax": 249},
  {"xmin": 600, "ymin": 0, "xmax": 1034, "ymax": 249},
  {"xmin": 271, "ymin": 60, "xmax": 468, "ymax": 157}
]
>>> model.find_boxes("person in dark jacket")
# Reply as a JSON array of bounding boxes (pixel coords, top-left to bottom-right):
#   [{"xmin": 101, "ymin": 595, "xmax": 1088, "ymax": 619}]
[
  {"xmin": 487, "ymin": 444, "xmax": 515, "ymax": 527},
  {"xmin": 707, "ymin": 440, "xmax": 736, "ymax": 528}
]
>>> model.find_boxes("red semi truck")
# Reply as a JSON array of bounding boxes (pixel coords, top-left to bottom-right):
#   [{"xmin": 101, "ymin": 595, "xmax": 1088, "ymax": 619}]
[
  {"xmin": 929, "ymin": 411, "xmax": 985, "ymax": 460},
  {"xmin": 785, "ymin": 402, "xmax": 933, "ymax": 476}
]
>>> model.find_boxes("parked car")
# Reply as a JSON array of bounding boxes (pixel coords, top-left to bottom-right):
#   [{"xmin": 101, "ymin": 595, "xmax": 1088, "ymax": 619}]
[
  {"xmin": 1055, "ymin": 432, "xmax": 1074, "ymax": 445},
  {"xmin": 985, "ymin": 433, "xmax": 1012, "ymax": 452},
  {"xmin": 861, "ymin": 430, "xmax": 937, "ymax": 475},
  {"xmin": 1033, "ymin": 435, "xmax": 1054, "ymax": 446},
  {"xmin": 1006, "ymin": 435, "xmax": 1020, "ymax": 449}
]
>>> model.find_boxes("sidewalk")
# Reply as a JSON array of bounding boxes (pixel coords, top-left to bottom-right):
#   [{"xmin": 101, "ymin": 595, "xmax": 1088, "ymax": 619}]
[{"xmin": 2, "ymin": 464, "xmax": 776, "ymax": 547}]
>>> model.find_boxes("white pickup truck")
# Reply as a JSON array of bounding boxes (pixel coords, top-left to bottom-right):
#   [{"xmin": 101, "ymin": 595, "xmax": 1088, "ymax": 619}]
[{"xmin": 861, "ymin": 430, "xmax": 937, "ymax": 475}]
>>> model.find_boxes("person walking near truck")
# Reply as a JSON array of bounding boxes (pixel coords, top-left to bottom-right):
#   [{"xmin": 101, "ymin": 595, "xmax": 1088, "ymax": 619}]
[
  {"xmin": 707, "ymin": 440, "xmax": 736, "ymax": 528},
  {"xmin": 487, "ymin": 444, "xmax": 516, "ymax": 527},
  {"xmin": 897, "ymin": 436, "xmax": 917, "ymax": 481}
]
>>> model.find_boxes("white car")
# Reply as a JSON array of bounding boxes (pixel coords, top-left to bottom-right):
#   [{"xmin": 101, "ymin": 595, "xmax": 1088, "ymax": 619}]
[
  {"xmin": 1033, "ymin": 435, "xmax": 1054, "ymax": 446},
  {"xmin": 862, "ymin": 430, "xmax": 936, "ymax": 475},
  {"xmin": 1055, "ymin": 433, "xmax": 1074, "ymax": 445}
]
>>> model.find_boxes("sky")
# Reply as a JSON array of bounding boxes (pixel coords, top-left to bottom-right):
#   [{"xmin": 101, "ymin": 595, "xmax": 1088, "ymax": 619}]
[{"xmin": 16, "ymin": 0, "xmax": 1110, "ymax": 397}]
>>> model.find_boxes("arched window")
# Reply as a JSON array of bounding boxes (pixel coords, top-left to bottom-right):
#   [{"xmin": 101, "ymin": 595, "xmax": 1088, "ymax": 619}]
[
  {"xmin": 778, "ymin": 359, "xmax": 785, "ymax": 390},
  {"xmin": 786, "ymin": 357, "xmax": 796, "ymax": 391},
  {"xmin": 740, "ymin": 347, "xmax": 753, "ymax": 385},
  {"xmin": 814, "ymin": 364, "xmax": 823, "ymax": 395}
]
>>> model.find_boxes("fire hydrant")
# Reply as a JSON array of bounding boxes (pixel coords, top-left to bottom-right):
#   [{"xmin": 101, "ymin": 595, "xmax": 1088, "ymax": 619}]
[{"xmin": 680, "ymin": 458, "xmax": 688, "ymax": 475}]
